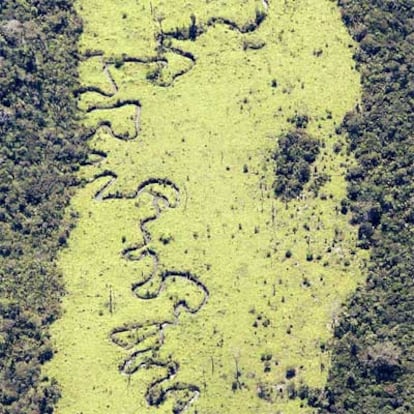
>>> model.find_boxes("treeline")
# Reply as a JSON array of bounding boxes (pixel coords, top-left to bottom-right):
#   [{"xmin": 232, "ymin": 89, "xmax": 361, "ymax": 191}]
[
  {"xmin": 0, "ymin": 1, "xmax": 85, "ymax": 413},
  {"xmin": 315, "ymin": 1, "xmax": 414, "ymax": 413}
]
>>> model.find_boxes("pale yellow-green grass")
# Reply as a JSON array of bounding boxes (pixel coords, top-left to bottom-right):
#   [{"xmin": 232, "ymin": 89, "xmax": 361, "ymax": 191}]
[{"xmin": 44, "ymin": 1, "xmax": 366, "ymax": 413}]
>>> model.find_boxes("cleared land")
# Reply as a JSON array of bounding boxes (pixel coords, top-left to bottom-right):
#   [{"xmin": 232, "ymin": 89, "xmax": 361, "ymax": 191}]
[{"xmin": 45, "ymin": 0, "xmax": 367, "ymax": 413}]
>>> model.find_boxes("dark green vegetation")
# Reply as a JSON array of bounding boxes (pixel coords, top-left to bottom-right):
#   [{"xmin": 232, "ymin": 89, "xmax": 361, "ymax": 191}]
[
  {"xmin": 0, "ymin": 1, "xmax": 84, "ymax": 412},
  {"xmin": 273, "ymin": 127, "xmax": 320, "ymax": 200},
  {"xmin": 316, "ymin": 1, "xmax": 414, "ymax": 413}
]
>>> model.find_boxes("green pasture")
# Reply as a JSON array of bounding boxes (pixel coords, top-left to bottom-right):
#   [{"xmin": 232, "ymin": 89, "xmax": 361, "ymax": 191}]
[{"xmin": 44, "ymin": 0, "xmax": 366, "ymax": 413}]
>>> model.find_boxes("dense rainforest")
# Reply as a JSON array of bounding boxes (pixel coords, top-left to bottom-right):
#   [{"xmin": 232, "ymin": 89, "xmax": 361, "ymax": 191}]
[
  {"xmin": 0, "ymin": 1, "xmax": 85, "ymax": 413},
  {"xmin": 315, "ymin": 0, "xmax": 414, "ymax": 413}
]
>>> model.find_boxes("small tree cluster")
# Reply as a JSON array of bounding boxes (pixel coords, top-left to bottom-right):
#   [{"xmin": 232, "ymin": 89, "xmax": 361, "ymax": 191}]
[{"xmin": 272, "ymin": 130, "xmax": 320, "ymax": 200}]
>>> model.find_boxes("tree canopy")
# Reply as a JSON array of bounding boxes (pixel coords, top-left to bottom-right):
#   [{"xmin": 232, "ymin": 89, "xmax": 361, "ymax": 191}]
[
  {"xmin": 0, "ymin": 1, "xmax": 85, "ymax": 412},
  {"xmin": 316, "ymin": 1, "xmax": 414, "ymax": 412}
]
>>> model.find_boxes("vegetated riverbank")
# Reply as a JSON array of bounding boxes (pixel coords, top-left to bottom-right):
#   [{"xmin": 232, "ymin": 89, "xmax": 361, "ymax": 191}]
[
  {"xmin": 0, "ymin": 1, "xmax": 85, "ymax": 412},
  {"xmin": 318, "ymin": 1, "xmax": 414, "ymax": 413}
]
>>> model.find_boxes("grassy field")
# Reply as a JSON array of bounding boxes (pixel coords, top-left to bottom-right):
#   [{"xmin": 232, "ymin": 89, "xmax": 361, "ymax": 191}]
[{"xmin": 44, "ymin": 0, "xmax": 367, "ymax": 413}]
